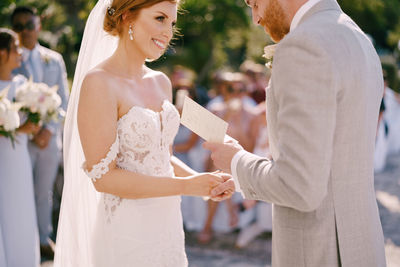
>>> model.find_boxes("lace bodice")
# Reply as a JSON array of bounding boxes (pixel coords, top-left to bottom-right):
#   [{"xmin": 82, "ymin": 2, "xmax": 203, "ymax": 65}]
[
  {"xmin": 116, "ymin": 100, "xmax": 180, "ymax": 176},
  {"xmin": 88, "ymin": 100, "xmax": 187, "ymax": 267},
  {"xmin": 83, "ymin": 100, "xmax": 180, "ymax": 181}
]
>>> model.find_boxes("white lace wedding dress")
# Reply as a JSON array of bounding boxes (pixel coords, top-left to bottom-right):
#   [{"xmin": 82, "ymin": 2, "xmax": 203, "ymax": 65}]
[{"xmin": 89, "ymin": 99, "xmax": 188, "ymax": 267}]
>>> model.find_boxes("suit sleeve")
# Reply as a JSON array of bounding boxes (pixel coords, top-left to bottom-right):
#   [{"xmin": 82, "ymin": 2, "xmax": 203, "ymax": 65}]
[
  {"xmin": 235, "ymin": 34, "xmax": 338, "ymax": 212},
  {"xmin": 43, "ymin": 55, "xmax": 69, "ymax": 133},
  {"xmin": 56, "ymin": 55, "xmax": 70, "ymax": 113}
]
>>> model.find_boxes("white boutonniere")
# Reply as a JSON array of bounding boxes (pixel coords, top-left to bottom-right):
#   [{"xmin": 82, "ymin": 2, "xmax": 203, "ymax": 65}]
[
  {"xmin": 40, "ymin": 54, "xmax": 51, "ymax": 65},
  {"xmin": 263, "ymin": 44, "xmax": 277, "ymax": 69}
]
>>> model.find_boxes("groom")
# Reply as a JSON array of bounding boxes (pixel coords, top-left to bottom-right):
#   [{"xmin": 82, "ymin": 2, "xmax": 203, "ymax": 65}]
[{"xmin": 205, "ymin": 0, "xmax": 386, "ymax": 266}]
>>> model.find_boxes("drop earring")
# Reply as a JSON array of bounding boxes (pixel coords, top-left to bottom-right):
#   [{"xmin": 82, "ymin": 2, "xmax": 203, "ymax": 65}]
[{"xmin": 128, "ymin": 25, "xmax": 134, "ymax": 40}]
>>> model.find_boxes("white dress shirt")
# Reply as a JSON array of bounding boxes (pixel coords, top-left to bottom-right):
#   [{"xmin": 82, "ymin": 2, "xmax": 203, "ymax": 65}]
[
  {"xmin": 230, "ymin": 0, "xmax": 322, "ymax": 194},
  {"xmin": 22, "ymin": 44, "xmax": 43, "ymax": 82},
  {"xmin": 290, "ymin": 0, "xmax": 322, "ymax": 32}
]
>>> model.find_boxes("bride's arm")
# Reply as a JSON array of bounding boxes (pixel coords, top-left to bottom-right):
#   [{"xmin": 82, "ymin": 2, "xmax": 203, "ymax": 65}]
[
  {"xmin": 78, "ymin": 71, "xmax": 222, "ymax": 199},
  {"xmin": 171, "ymin": 154, "xmax": 197, "ymax": 177}
]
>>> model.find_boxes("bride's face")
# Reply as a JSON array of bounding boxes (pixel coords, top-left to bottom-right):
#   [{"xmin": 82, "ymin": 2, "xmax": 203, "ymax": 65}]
[{"xmin": 129, "ymin": 1, "xmax": 177, "ymax": 60}]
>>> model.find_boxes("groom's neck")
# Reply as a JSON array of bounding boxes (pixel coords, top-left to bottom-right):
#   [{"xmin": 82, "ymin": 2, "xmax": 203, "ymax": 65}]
[{"xmin": 281, "ymin": 0, "xmax": 309, "ymax": 26}]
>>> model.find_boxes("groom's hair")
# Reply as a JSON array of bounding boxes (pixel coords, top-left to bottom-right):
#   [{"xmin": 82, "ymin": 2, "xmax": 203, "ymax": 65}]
[{"xmin": 104, "ymin": 0, "xmax": 180, "ymax": 37}]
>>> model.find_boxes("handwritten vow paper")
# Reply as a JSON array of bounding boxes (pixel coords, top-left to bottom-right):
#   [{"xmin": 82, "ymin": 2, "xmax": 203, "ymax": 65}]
[{"xmin": 180, "ymin": 96, "xmax": 228, "ymax": 143}]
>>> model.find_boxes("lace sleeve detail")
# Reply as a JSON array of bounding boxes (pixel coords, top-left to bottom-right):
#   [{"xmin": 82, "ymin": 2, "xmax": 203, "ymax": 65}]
[{"xmin": 82, "ymin": 136, "xmax": 119, "ymax": 182}]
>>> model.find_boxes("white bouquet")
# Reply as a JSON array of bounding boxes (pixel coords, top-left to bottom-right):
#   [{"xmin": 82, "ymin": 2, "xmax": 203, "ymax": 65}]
[
  {"xmin": 0, "ymin": 87, "xmax": 21, "ymax": 147},
  {"xmin": 15, "ymin": 78, "xmax": 63, "ymax": 125}
]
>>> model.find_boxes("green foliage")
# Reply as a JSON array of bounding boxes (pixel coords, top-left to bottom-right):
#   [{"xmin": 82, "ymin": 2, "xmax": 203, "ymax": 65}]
[
  {"xmin": 338, "ymin": 0, "xmax": 400, "ymax": 50},
  {"xmin": 0, "ymin": 0, "xmax": 96, "ymax": 77},
  {"xmin": 1, "ymin": 0, "xmax": 399, "ymax": 88},
  {"xmin": 150, "ymin": 0, "xmax": 265, "ymax": 85},
  {"xmin": 382, "ymin": 61, "xmax": 400, "ymax": 93}
]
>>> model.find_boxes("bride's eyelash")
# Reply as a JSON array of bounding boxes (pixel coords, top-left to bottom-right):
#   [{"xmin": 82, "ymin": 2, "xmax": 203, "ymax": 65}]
[{"xmin": 156, "ymin": 16, "xmax": 165, "ymax": 22}]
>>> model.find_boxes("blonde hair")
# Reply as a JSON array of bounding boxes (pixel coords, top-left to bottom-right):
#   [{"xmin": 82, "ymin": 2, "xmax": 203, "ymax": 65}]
[{"xmin": 104, "ymin": 0, "xmax": 179, "ymax": 37}]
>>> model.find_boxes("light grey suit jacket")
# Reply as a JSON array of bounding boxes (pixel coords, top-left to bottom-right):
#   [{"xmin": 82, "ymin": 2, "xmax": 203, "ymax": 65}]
[{"xmin": 235, "ymin": 1, "xmax": 386, "ymax": 266}]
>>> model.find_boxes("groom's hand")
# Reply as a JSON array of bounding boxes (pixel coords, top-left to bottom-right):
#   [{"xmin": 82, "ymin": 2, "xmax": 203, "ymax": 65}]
[
  {"xmin": 210, "ymin": 175, "xmax": 235, "ymax": 202},
  {"xmin": 203, "ymin": 140, "xmax": 243, "ymax": 173}
]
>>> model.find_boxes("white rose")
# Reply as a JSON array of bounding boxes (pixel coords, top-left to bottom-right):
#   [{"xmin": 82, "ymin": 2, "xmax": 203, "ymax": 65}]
[
  {"xmin": 16, "ymin": 79, "xmax": 42, "ymax": 112},
  {"xmin": 3, "ymin": 108, "xmax": 20, "ymax": 131},
  {"xmin": 0, "ymin": 102, "xmax": 7, "ymax": 126},
  {"xmin": 0, "ymin": 101, "xmax": 7, "ymax": 116},
  {"xmin": 47, "ymin": 93, "xmax": 61, "ymax": 111}
]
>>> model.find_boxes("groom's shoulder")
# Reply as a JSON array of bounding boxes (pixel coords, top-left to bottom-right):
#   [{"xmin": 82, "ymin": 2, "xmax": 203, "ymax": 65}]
[
  {"xmin": 38, "ymin": 44, "xmax": 64, "ymax": 63},
  {"xmin": 280, "ymin": 11, "xmax": 366, "ymax": 57},
  {"xmin": 290, "ymin": 9, "xmax": 363, "ymax": 44}
]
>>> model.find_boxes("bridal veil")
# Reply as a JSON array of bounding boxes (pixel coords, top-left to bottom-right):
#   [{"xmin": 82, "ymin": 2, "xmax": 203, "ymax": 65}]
[{"xmin": 54, "ymin": 0, "xmax": 118, "ymax": 265}]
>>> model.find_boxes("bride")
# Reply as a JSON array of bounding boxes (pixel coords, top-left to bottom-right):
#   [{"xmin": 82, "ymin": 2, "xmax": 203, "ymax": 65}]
[{"xmin": 54, "ymin": 0, "xmax": 230, "ymax": 266}]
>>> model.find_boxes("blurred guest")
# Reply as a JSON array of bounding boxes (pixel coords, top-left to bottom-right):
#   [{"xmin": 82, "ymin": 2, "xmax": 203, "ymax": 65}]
[
  {"xmin": 173, "ymin": 80, "xmax": 208, "ymax": 232},
  {"xmin": 236, "ymin": 102, "xmax": 272, "ymax": 248},
  {"xmin": 240, "ymin": 60, "xmax": 270, "ymax": 104},
  {"xmin": 173, "ymin": 78, "xmax": 201, "ymax": 166},
  {"xmin": 0, "ymin": 28, "xmax": 40, "ymax": 267},
  {"xmin": 198, "ymin": 72, "xmax": 256, "ymax": 243},
  {"xmin": 11, "ymin": 6, "xmax": 69, "ymax": 258},
  {"xmin": 374, "ymin": 96, "xmax": 389, "ymax": 173},
  {"xmin": 207, "ymin": 71, "xmax": 257, "ymax": 109},
  {"xmin": 171, "ymin": 65, "xmax": 209, "ymax": 106},
  {"xmin": 382, "ymin": 71, "xmax": 400, "ymax": 155}
]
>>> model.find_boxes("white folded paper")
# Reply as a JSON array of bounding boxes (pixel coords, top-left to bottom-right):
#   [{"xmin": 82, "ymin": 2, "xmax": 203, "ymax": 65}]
[{"xmin": 180, "ymin": 96, "xmax": 228, "ymax": 143}]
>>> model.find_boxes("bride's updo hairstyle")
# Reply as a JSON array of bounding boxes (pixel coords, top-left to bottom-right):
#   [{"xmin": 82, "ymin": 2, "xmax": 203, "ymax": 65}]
[
  {"xmin": 0, "ymin": 28, "xmax": 17, "ymax": 54},
  {"xmin": 104, "ymin": 0, "xmax": 179, "ymax": 37},
  {"xmin": 0, "ymin": 28, "xmax": 17, "ymax": 64}
]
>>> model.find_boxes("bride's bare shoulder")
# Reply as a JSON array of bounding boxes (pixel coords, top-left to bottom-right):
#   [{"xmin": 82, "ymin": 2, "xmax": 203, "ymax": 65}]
[
  {"xmin": 145, "ymin": 67, "xmax": 172, "ymax": 99},
  {"xmin": 82, "ymin": 67, "xmax": 114, "ymax": 87},
  {"xmin": 80, "ymin": 68, "xmax": 116, "ymax": 97},
  {"xmin": 79, "ymin": 68, "xmax": 118, "ymax": 111}
]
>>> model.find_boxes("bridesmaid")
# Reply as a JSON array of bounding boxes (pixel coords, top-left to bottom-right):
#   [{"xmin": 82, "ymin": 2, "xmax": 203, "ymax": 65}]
[{"xmin": 0, "ymin": 28, "xmax": 40, "ymax": 267}]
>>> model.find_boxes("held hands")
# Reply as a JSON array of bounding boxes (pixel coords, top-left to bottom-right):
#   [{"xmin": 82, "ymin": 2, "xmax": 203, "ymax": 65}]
[
  {"xmin": 185, "ymin": 171, "xmax": 235, "ymax": 201},
  {"xmin": 210, "ymin": 172, "xmax": 236, "ymax": 202}
]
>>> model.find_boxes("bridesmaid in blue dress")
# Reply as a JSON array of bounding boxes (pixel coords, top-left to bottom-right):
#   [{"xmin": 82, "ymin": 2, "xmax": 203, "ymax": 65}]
[{"xmin": 0, "ymin": 28, "xmax": 40, "ymax": 267}]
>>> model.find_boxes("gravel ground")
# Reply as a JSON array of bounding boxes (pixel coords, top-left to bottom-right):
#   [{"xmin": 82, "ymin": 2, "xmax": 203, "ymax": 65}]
[
  {"xmin": 42, "ymin": 153, "xmax": 400, "ymax": 267},
  {"xmin": 375, "ymin": 153, "xmax": 400, "ymax": 267}
]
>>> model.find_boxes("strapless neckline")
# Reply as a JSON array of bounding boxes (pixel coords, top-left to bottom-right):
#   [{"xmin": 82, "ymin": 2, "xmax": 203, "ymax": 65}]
[{"xmin": 118, "ymin": 99, "xmax": 170, "ymax": 123}]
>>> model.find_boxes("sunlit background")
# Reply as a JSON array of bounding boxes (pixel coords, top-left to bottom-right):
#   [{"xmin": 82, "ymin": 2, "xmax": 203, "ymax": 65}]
[{"xmin": 1, "ymin": 0, "xmax": 399, "ymax": 266}]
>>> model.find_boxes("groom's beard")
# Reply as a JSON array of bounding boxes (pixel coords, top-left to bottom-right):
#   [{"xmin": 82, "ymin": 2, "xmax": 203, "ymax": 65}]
[{"xmin": 260, "ymin": 0, "xmax": 290, "ymax": 43}]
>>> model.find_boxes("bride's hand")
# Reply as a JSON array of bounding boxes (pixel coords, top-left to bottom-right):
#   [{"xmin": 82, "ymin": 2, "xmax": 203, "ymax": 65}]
[{"xmin": 184, "ymin": 172, "xmax": 224, "ymax": 197}]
